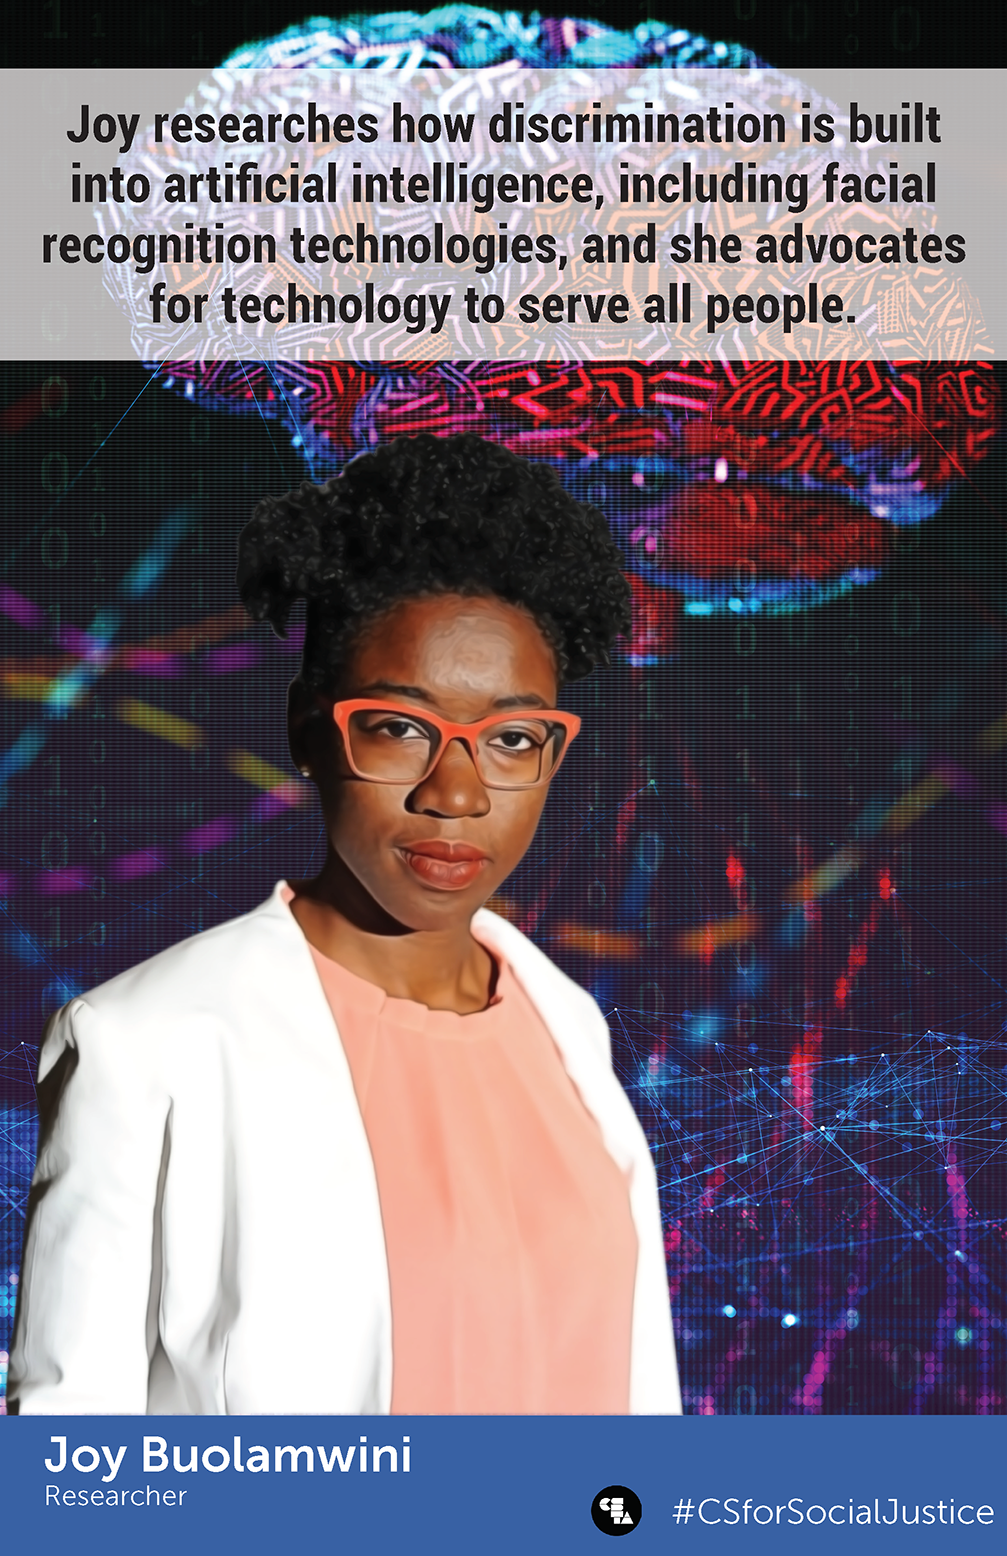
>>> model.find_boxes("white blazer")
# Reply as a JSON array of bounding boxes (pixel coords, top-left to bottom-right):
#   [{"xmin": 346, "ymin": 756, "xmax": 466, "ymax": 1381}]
[{"xmin": 10, "ymin": 882, "xmax": 681, "ymax": 1415}]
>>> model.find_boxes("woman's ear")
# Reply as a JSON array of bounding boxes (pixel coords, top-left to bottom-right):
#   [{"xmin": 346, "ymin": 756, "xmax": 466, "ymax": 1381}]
[{"xmin": 287, "ymin": 676, "xmax": 325, "ymax": 777}]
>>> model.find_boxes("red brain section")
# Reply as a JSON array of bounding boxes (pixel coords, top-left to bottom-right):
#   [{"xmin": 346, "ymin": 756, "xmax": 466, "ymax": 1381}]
[{"xmin": 157, "ymin": 359, "xmax": 1000, "ymax": 630}]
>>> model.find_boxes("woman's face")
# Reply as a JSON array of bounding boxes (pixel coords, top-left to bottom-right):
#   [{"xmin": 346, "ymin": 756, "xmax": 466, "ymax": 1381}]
[{"xmin": 297, "ymin": 593, "xmax": 563, "ymax": 932}]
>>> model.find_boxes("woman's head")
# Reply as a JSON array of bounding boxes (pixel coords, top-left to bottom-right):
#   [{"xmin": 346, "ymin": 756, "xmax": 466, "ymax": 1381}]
[
  {"xmin": 236, "ymin": 432, "xmax": 631, "ymax": 691},
  {"xmin": 236, "ymin": 435, "xmax": 629, "ymax": 930}
]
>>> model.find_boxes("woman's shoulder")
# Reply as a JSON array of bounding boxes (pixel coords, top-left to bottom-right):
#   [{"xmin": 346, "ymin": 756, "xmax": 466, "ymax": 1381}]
[
  {"xmin": 472, "ymin": 907, "xmax": 610, "ymax": 1037},
  {"xmin": 34, "ymin": 883, "xmax": 344, "ymax": 1100},
  {"xmin": 67, "ymin": 882, "xmax": 302, "ymax": 1024}
]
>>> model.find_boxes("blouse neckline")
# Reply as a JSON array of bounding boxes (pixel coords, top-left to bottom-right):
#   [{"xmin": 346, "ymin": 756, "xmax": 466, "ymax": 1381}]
[{"xmin": 280, "ymin": 882, "xmax": 505, "ymax": 1031}]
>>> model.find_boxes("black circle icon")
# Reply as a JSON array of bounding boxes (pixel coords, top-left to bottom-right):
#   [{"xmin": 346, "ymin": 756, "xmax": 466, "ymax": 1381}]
[{"xmin": 591, "ymin": 1485, "xmax": 642, "ymax": 1536}]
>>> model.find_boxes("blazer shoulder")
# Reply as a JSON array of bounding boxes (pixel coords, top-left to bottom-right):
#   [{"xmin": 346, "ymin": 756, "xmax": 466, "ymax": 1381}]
[
  {"xmin": 473, "ymin": 908, "xmax": 610, "ymax": 1038},
  {"xmin": 74, "ymin": 884, "xmax": 297, "ymax": 1023}
]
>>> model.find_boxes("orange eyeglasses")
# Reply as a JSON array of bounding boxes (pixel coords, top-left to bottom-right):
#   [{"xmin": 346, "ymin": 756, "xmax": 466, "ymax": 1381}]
[{"xmin": 330, "ymin": 700, "xmax": 581, "ymax": 790}]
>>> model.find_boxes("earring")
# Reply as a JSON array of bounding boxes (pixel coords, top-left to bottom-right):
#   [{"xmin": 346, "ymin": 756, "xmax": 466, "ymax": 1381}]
[{"xmin": 299, "ymin": 766, "xmax": 311, "ymax": 777}]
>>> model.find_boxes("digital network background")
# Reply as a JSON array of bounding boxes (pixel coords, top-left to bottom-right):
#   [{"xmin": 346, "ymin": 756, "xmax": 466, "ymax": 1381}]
[{"xmin": 0, "ymin": 359, "xmax": 1004, "ymax": 1415}]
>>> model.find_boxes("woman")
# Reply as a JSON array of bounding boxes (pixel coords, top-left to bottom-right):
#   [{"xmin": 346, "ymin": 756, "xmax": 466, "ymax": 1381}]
[{"xmin": 9, "ymin": 433, "xmax": 680, "ymax": 1416}]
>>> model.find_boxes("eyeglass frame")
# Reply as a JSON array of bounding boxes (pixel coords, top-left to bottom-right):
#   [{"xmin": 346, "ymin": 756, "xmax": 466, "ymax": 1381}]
[{"xmin": 327, "ymin": 698, "xmax": 582, "ymax": 790}]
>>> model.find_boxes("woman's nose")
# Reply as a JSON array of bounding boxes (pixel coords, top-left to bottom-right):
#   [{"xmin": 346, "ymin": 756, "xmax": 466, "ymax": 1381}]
[{"xmin": 407, "ymin": 737, "xmax": 491, "ymax": 817}]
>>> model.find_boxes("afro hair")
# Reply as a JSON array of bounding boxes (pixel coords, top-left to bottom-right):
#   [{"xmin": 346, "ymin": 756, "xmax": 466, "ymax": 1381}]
[{"xmin": 237, "ymin": 432, "xmax": 631, "ymax": 687}]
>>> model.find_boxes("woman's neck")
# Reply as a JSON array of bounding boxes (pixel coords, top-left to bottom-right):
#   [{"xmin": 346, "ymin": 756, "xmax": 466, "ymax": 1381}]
[{"xmin": 286, "ymin": 873, "xmax": 496, "ymax": 1014}]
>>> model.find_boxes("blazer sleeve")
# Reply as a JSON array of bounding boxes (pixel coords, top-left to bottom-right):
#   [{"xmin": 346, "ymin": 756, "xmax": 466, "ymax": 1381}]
[{"xmin": 8, "ymin": 998, "xmax": 171, "ymax": 1414}]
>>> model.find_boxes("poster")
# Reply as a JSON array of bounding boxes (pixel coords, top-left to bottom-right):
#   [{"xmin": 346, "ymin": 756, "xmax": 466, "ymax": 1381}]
[{"xmin": 2, "ymin": 2, "xmax": 1005, "ymax": 1550}]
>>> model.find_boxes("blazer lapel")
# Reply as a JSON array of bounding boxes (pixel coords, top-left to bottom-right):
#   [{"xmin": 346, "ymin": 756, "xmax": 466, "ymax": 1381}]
[{"xmin": 472, "ymin": 907, "xmax": 645, "ymax": 1174}]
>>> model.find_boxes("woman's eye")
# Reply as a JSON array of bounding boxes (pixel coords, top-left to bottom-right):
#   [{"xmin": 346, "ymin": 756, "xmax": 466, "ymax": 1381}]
[
  {"xmin": 489, "ymin": 727, "xmax": 541, "ymax": 752},
  {"xmin": 375, "ymin": 718, "xmax": 426, "ymax": 741}
]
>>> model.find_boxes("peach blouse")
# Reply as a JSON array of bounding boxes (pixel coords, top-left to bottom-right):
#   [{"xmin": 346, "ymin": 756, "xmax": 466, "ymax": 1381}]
[{"xmin": 303, "ymin": 931, "xmax": 638, "ymax": 1414}]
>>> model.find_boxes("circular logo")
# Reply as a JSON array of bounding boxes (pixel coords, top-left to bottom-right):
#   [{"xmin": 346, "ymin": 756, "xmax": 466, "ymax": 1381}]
[{"xmin": 591, "ymin": 1486, "xmax": 642, "ymax": 1536}]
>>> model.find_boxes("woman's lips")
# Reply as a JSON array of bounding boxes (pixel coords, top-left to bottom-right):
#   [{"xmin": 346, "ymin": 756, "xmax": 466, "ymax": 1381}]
[{"xmin": 399, "ymin": 841, "xmax": 489, "ymax": 891}]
